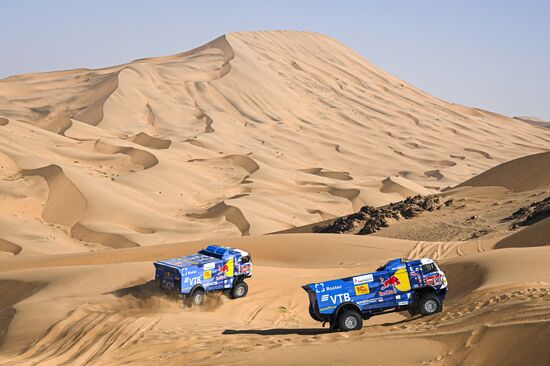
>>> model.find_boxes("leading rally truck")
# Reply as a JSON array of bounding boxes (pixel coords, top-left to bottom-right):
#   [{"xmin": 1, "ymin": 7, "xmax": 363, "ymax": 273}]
[
  {"xmin": 303, "ymin": 258, "xmax": 448, "ymax": 331},
  {"xmin": 154, "ymin": 245, "xmax": 252, "ymax": 305}
]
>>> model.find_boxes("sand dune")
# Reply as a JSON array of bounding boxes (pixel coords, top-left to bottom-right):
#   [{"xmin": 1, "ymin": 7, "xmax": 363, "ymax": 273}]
[
  {"xmin": 127, "ymin": 132, "xmax": 171, "ymax": 150},
  {"xmin": 455, "ymin": 151, "xmax": 550, "ymax": 192},
  {"xmin": 0, "ymin": 31, "xmax": 548, "ymax": 252},
  {"xmin": 22, "ymin": 165, "xmax": 87, "ymax": 227},
  {"xmin": 94, "ymin": 140, "xmax": 159, "ymax": 170},
  {"xmin": 495, "ymin": 217, "xmax": 550, "ymax": 249}
]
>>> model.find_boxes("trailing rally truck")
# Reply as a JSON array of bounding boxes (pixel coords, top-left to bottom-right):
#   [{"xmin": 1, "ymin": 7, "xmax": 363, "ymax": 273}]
[
  {"xmin": 303, "ymin": 258, "xmax": 448, "ymax": 331},
  {"xmin": 154, "ymin": 245, "xmax": 252, "ymax": 305}
]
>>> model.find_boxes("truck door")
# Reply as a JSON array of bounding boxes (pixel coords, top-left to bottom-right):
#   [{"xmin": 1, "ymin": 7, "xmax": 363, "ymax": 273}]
[
  {"xmin": 390, "ymin": 267, "xmax": 413, "ymax": 307},
  {"xmin": 212, "ymin": 257, "xmax": 235, "ymax": 290},
  {"xmin": 377, "ymin": 270, "xmax": 398, "ymax": 308},
  {"xmin": 357, "ymin": 270, "xmax": 396, "ymax": 310}
]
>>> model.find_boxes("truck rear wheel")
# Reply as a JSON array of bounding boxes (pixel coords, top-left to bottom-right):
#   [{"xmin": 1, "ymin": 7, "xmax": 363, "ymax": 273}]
[
  {"xmin": 338, "ymin": 310, "xmax": 363, "ymax": 331},
  {"xmin": 418, "ymin": 293, "xmax": 442, "ymax": 316},
  {"xmin": 231, "ymin": 282, "xmax": 248, "ymax": 299},
  {"xmin": 191, "ymin": 289, "xmax": 205, "ymax": 305}
]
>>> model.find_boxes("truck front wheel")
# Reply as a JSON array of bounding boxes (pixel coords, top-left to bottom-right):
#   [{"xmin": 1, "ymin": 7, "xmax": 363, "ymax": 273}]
[
  {"xmin": 338, "ymin": 310, "xmax": 363, "ymax": 331},
  {"xmin": 418, "ymin": 293, "xmax": 442, "ymax": 316},
  {"xmin": 231, "ymin": 282, "xmax": 248, "ymax": 299}
]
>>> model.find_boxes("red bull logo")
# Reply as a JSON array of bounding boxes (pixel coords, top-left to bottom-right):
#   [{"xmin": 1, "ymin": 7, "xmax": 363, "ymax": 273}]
[
  {"xmin": 218, "ymin": 263, "xmax": 229, "ymax": 273},
  {"xmin": 381, "ymin": 275, "xmax": 401, "ymax": 290},
  {"xmin": 216, "ymin": 258, "xmax": 234, "ymax": 277}
]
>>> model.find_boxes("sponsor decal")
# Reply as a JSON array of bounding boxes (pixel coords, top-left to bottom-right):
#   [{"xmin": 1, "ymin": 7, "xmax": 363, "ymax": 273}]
[
  {"xmin": 319, "ymin": 305, "xmax": 336, "ymax": 311},
  {"xmin": 357, "ymin": 298, "xmax": 378, "ymax": 305},
  {"xmin": 184, "ymin": 276, "xmax": 201, "ymax": 285},
  {"xmin": 204, "ymin": 270, "xmax": 212, "ymax": 279},
  {"xmin": 353, "ymin": 274, "xmax": 374, "ymax": 285},
  {"xmin": 398, "ymin": 301, "xmax": 408, "ymax": 306},
  {"xmin": 354, "ymin": 284, "xmax": 370, "ymax": 296},
  {"xmin": 378, "ymin": 289, "xmax": 394, "ymax": 297},
  {"xmin": 314, "ymin": 283, "xmax": 342, "ymax": 293},
  {"xmin": 203, "ymin": 262, "xmax": 215, "ymax": 270},
  {"xmin": 380, "ymin": 269, "xmax": 411, "ymax": 292},
  {"xmin": 425, "ymin": 273, "xmax": 442, "ymax": 286},
  {"xmin": 320, "ymin": 293, "xmax": 351, "ymax": 304},
  {"xmin": 381, "ymin": 276, "xmax": 399, "ymax": 290}
]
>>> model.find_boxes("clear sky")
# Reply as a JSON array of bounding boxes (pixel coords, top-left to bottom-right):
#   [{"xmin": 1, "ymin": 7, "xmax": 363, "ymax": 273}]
[{"xmin": 1, "ymin": 1, "xmax": 549, "ymax": 119}]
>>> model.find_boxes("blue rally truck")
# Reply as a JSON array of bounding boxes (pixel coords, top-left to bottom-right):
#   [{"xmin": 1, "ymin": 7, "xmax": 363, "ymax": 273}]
[
  {"xmin": 154, "ymin": 245, "xmax": 252, "ymax": 305},
  {"xmin": 303, "ymin": 258, "xmax": 448, "ymax": 331}
]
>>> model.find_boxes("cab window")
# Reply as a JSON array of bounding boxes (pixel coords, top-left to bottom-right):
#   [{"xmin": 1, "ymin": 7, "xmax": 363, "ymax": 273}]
[
  {"xmin": 241, "ymin": 255, "xmax": 250, "ymax": 263},
  {"xmin": 422, "ymin": 263, "xmax": 437, "ymax": 274}
]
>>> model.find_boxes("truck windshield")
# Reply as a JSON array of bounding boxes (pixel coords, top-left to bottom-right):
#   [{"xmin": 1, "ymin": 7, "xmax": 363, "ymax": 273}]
[
  {"xmin": 198, "ymin": 250, "xmax": 223, "ymax": 259},
  {"xmin": 422, "ymin": 263, "xmax": 437, "ymax": 274}
]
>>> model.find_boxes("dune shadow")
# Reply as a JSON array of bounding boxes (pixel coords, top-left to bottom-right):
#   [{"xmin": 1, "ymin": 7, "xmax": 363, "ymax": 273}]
[{"xmin": 223, "ymin": 328, "xmax": 334, "ymax": 336}]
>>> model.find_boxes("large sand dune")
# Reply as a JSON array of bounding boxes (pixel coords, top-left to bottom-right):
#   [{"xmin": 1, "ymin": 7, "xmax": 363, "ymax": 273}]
[
  {"xmin": 1, "ymin": 31, "xmax": 549, "ymax": 253},
  {"xmin": 0, "ymin": 31, "xmax": 549, "ymax": 365}
]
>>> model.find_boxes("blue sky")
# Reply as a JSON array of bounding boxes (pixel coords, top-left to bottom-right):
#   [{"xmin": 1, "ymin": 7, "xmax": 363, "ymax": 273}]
[{"xmin": 1, "ymin": 1, "xmax": 548, "ymax": 119}]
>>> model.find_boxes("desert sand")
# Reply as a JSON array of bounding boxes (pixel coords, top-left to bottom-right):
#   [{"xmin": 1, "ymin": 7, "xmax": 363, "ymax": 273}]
[{"xmin": 0, "ymin": 31, "xmax": 549, "ymax": 365}]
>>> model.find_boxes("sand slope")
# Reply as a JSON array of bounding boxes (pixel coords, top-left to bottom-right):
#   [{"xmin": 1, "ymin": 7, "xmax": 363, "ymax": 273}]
[
  {"xmin": 455, "ymin": 151, "xmax": 550, "ymax": 192},
  {"xmin": 0, "ymin": 31, "xmax": 549, "ymax": 254},
  {"xmin": 0, "ymin": 234, "xmax": 548, "ymax": 365}
]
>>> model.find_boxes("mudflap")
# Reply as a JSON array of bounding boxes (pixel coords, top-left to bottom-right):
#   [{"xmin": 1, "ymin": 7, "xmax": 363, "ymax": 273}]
[{"xmin": 329, "ymin": 317, "xmax": 339, "ymax": 331}]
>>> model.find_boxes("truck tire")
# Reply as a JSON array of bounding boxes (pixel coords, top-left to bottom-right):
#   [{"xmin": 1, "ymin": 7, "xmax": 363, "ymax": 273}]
[
  {"xmin": 418, "ymin": 293, "xmax": 442, "ymax": 316},
  {"xmin": 338, "ymin": 310, "xmax": 363, "ymax": 331},
  {"xmin": 191, "ymin": 289, "xmax": 205, "ymax": 306},
  {"xmin": 231, "ymin": 282, "xmax": 248, "ymax": 299}
]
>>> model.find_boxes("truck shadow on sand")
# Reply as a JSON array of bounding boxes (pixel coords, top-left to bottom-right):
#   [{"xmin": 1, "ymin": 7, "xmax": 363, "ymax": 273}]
[
  {"xmin": 223, "ymin": 316, "xmax": 419, "ymax": 336},
  {"xmin": 223, "ymin": 328, "xmax": 334, "ymax": 336}
]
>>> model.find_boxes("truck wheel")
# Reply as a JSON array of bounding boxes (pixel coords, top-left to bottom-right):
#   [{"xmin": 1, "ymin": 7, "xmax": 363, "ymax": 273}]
[
  {"xmin": 418, "ymin": 294, "xmax": 442, "ymax": 316},
  {"xmin": 191, "ymin": 289, "xmax": 205, "ymax": 305},
  {"xmin": 231, "ymin": 282, "xmax": 248, "ymax": 299},
  {"xmin": 338, "ymin": 310, "xmax": 363, "ymax": 331}
]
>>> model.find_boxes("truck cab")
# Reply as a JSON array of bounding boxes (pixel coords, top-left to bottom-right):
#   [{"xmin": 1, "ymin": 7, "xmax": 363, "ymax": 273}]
[
  {"xmin": 303, "ymin": 258, "xmax": 447, "ymax": 331},
  {"xmin": 154, "ymin": 245, "xmax": 252, "ymax": 305}
]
